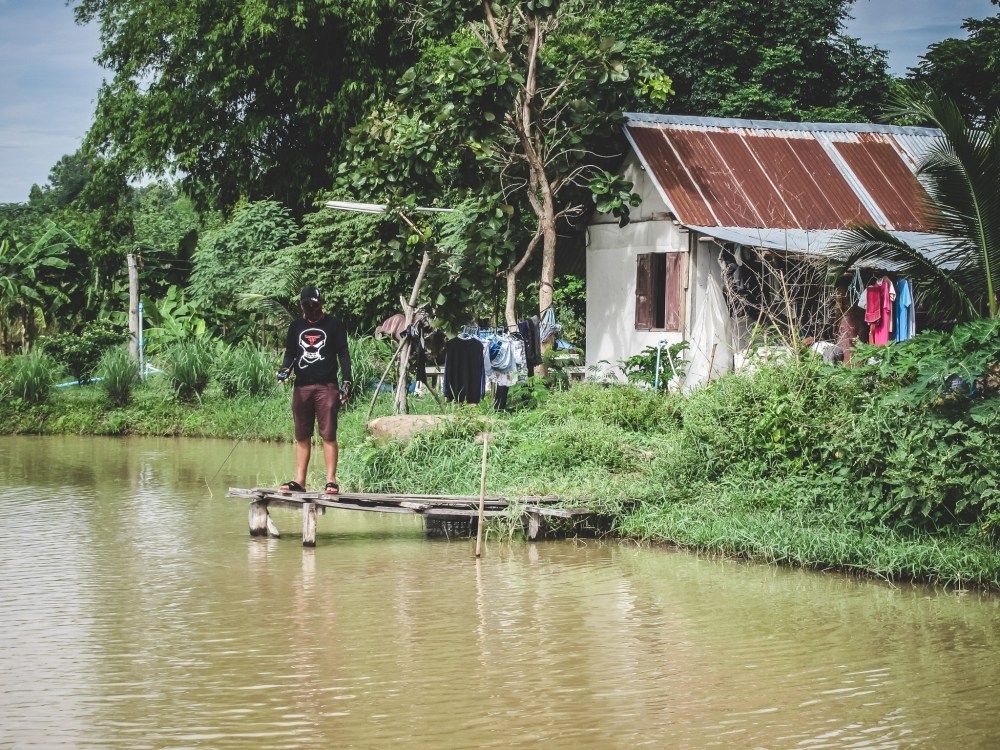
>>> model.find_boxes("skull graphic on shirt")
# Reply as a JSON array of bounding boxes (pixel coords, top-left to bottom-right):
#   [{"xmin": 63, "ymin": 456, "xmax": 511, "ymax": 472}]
[{"xmin": 298, "ymin": 328, "xmax": 326, "ymax": 369}]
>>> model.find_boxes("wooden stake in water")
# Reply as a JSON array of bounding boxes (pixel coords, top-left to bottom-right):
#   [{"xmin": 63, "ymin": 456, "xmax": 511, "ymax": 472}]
[{"xmin": 475, "ymin": 432, "xmax": 491, "ymax": 558}]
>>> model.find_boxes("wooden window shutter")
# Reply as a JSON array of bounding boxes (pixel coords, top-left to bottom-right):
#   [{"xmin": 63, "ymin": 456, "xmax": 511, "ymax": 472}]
[
  {"xmin": 664, "ymin": 252, "xmax": 685, "ymax": 331},
  {"xmin": 635, "ymin": 253, "xmax": 654, "ymax": 330}
]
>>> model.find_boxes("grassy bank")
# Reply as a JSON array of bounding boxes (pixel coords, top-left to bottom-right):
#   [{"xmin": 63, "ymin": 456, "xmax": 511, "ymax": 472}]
[{"xmin": 2, "ymin": 329, "xmax": 999, "ymax": 589}]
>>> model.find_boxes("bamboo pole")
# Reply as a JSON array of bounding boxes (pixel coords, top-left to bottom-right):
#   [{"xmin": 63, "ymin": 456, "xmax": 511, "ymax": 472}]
[
  {"xmin": 366, "ymin": 336, "xmax": 407, "ymax": 421},
  {"xmin": 474, "ymin": 433, "xmax": 491, "ymax": 558},
  {"xmin": 705, "ymin": 342, "xmax": 718, "ymax": 386}
]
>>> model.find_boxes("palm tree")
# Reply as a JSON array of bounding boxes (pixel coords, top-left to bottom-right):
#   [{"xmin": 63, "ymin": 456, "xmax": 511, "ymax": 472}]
[{"xmin": 833, "ymin": 87, "xmax": 1000, "ymax": 322}]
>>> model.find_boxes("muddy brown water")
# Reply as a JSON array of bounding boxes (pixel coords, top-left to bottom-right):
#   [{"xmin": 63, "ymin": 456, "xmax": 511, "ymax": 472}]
[{"xmin": 1, "ymin": 435, "xmax": 998, "ymax": 749}]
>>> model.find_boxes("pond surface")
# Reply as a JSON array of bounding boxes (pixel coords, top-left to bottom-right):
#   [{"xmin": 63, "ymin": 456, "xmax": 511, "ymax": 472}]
[{"xmin": 1, "ymin": 435, "xmax": 998, "ymax": 749}]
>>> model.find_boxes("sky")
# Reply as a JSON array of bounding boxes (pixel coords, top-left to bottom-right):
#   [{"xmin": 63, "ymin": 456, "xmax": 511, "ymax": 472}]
[{"xmin": 0, "ymin": 0, "xmax": 996, "ymax": 205}]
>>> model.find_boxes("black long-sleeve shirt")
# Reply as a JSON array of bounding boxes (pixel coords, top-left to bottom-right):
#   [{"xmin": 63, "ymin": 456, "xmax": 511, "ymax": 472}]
[{"xmin": 281, "ymin": 315, "xmax": 352, "ymax": 387}]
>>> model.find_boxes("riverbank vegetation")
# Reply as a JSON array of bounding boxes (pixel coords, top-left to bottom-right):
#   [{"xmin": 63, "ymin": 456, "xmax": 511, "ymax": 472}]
[
  {"xmin": 2, "ymin": 1, "xmax": 1000, "ymax": 588},
  {"xmin": 2, "ymin": 317, "xmax": 998, "ymax": 588}
]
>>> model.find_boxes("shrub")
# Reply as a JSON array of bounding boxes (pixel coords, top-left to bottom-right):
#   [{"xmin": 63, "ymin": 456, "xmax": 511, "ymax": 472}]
[
  {"xmin": 41, "ymin": 320, "xmax": 127, "ymax": 384},
  {"xmin": 621, "ymin": 341, "xmax": 689, "ymax": 391},
  {"xmin": 551, "ymin": 382, "xmax": 682, "ymax": 432},
  {"xmin": 163, "ymin": 339, "xmax": 214, "ymax": 402},
  {"xmin": 97, "ymin": 346, "xmax": 139, "ymax": 407},
  {"xmin": 215, "ymin": 344, "xmax": 277, "ymax": 398},
  {"xmin": 8, "ymin": 349, "xmax": 58, "ymax": 405}
]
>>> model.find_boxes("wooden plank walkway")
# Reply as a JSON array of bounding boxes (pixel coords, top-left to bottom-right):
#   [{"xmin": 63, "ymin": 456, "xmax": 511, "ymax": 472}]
[{"xmin": 227, "ymin": 487, "xmax": 598, "ymax": 546}]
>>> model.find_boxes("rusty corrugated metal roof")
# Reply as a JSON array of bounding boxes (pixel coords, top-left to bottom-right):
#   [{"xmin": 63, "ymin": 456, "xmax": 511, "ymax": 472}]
[{"xmin": 624, "ymin": 114, "xmax": 940, "ymax": 232}]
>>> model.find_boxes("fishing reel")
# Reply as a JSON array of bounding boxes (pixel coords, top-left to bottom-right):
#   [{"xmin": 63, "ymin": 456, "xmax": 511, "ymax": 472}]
[{"xmin": 277, "ymin": 368, "xmax": 292, "ymax": 383}]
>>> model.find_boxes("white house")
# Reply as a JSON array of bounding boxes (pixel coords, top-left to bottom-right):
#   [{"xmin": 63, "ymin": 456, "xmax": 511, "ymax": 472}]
[{"xmin": 586, "ymin": 113, "xmax": 944, "ymax": 386}]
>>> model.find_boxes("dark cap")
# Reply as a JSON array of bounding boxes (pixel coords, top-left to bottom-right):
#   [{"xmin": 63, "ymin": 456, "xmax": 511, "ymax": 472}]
[{"xmin": 300, "ymin": 285, "xmax": 323, "ymax": 305}]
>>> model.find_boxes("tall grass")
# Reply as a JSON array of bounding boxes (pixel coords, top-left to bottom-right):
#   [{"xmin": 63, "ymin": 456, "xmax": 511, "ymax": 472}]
[
  {"xmin": 162, "ymin": 339, "xmax": 214, "ymax": 402},
  {"xmin": 348, "ymin": 334, "xmax": 395, "ymax": 392},
  {"xmin": 215, "ymin": 344, "xmax": 277, "ymax": 398},
  {"xmin": 97, "ymin": 346, "xmax": 139, "ymax": 407},
  {"xmin": 8, "ymin": 349, "xmax": 57, "ymax": 405}
]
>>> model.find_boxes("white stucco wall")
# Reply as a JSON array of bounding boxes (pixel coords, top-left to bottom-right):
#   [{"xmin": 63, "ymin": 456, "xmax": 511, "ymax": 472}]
[
  {"xmin": 586, "ymin": 154, "xmax": 736, "ymax": 384},
  {"xmin": 586, "ymin": 218, "xmax": 689, "ymax": 377}
]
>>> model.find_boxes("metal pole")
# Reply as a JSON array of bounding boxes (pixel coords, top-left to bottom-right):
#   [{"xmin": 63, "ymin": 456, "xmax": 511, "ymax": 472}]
[
  {"xmin": 654, "ymin": 342, "xmax": 663, "ymax": 391},
  {"xmin": 127, "ymin": 253, "xmax": 139, "ymax": 361},
  {"xmin": 138, "ymin": 301, "xmax": 145, "ymax": 379}
]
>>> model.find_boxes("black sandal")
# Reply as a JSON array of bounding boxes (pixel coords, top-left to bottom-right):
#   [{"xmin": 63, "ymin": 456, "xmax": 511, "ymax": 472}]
[
  {"xmin": 280, "ymin": 480, "xmax": 305, "ymax": 492},
  {"xmin": 324, "ymin": 482, "xmax": 340, "ymax": 495}
]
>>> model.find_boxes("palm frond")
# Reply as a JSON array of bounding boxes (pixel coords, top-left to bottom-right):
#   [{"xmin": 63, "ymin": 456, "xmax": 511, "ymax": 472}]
[
  {"xmin": 888, "ymin": 85, "xmax": 1000, "ymax": 317},
  {"xmin": 236, "ymin": 293, "xmax": 294, "ymax": 325}
]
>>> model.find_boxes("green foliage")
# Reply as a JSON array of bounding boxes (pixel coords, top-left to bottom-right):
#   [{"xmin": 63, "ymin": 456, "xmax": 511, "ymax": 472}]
[
  {"xmin": 550, "ymin": 274, "xmax": 587, "ymax": 347},
  {"xmin": 339, "ymin": 1, "xmax": 671, "ymax": 323},
  {"xmin": 824, "ymin": 319, "xmax": 1000, "ymax": 530},
  {"xmin": 8, "ymin": 350, "xmax": 58, "ymax": 405},
  {"xmin": 214, "ymin": 344, "xmax": 278, "ymax": 398},
  {"xmin": 41, "ymin": 319, "xmax": 127, "ymax": 384},
  {"xmin": 97, "ymin": 345, "xmax": 139, "ymax": 407},
  {"xmin": 505, "ymin": 377, "xmax": 550, "ymax": 411},
  {"xmin": 0, "ymin": 222, "xmax": 76, "ymax": 349},
  {"xmin": 589, "ymin": 171, "xmax": 642, "ymax": 228},
  {"xmin": 347, "ymin": 335, "xmax": 396, "ymax": 396},
  {"xmin": 162, "ymin": 339, "xmax": 215, "ymax": 402},
  {"xmin": 594, "ymin": 0, "xmax": 891, "ymax": 121},
  {"xmin": 143, "ymin": 285, "xmax": 208, "ymax": 354},
  {"xmin": 188, "ymin": 200, "xmax": 301, "ymax": 334},
  {"xmin": 550, "ymin": 382, "xmax": 683, "ymax": 432},
  {"xmin": 621, "ymin": 341, "xmax": 689, "ymax": 391},
  {"xmin": 297, "ymin": 208, "xmax": 407, "ymax": 332},
  {"xmin": 75, "ymin": 0, "xmax": 415, "ymax": 212},
  {"xmin": 131, "ymin": 182, "xmax": 201, "ymax": 297},
  {"xmin": 908, "ymin": 3, "xmax": 1000, "ymax": 127}
]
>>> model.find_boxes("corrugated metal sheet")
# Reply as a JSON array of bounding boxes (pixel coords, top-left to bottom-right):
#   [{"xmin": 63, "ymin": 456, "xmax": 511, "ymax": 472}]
[
  {"xmin": 686, "ymin": 226, "xmax": 958, "ymax": 270},
  {"xmin": 624, "ymin": 114, "xmax": 940, "ymax": 233}
]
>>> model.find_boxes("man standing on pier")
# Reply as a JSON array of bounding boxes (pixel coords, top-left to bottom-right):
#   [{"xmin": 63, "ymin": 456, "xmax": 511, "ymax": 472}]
[{"xmin": 277, "ymin": 285, "xmax": 353, "ymax": 495}]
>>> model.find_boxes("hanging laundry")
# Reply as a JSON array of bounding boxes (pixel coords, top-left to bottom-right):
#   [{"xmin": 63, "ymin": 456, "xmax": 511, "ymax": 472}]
[
  {"xmin": 850, "ymin": 268, "xmax": 867, "ymax": 310},
  {"xmin": 518, "ymin": 318, "xmax": 542, "ymax": 373},
  {"xmin": 864, "ymin": 282, "xmax": 883, "ymax": 344},
  {"xmin": 866, "ymin": 277, "xmax": 896, "ymax": 345},
  {"xmin": 895, "ymin": 279, "xmax": 916, "ymax": 341},
  {"xmin": 538, "ymin": 307, "xmax": 560, "ymax": 344},
  {"xmin": 443, "ymin": 336, "xmax": 487, "ymax": 403}
]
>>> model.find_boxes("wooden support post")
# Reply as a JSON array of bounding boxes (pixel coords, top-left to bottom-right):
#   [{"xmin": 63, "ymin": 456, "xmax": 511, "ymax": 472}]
[
  {"xmin": 303, "ymin": 502, "xmax": 317, "ymax": 547},
  {"xmin": 249, "ymin": 501, "xmax": 270, "ymax": 537},
  {"xmin": 266, "ymin": 515, "xmax": 280, "ymax": 538},
  {"xmin": 527, "ymin": 509, "xmax": 543, "ymax": 541}
]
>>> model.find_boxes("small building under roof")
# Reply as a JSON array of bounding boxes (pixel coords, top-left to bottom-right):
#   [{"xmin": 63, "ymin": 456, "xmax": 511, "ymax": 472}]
[{"xmin": 586, "ymin": 113, "xmax": 943, "ymax": 386}]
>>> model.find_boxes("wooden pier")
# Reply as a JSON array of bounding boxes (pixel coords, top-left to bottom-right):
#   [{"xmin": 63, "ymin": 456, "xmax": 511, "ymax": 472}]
[{"xmin": 227, "ymin": 487, "xmax": 600, "ymax": 547}]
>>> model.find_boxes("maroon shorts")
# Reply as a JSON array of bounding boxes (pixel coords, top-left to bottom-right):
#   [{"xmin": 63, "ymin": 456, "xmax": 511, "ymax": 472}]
[{"xmin": 291, "ymin": 383, "xmax": 341, "ymax": 441}]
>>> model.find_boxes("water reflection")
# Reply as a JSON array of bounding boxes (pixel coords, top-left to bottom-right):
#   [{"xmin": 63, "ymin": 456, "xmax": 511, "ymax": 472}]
[{"xmin": 0, "ymin": 435, "xmax": 998, "ymax": 748}]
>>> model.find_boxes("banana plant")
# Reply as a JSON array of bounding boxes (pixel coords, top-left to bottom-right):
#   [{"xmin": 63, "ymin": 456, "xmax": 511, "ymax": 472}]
[{"xmin": 0, "ymin": 221, "xmax": 75, "ymax": 349}]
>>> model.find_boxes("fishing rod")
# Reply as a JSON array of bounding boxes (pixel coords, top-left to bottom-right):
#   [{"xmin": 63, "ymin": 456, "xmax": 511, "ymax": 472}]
[{"xmin": 206, "ymin": 369, "xmax": 291, "ymax": 491}]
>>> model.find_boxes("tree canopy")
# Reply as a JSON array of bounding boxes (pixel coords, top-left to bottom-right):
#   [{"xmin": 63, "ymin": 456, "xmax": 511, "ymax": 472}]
[
  {"xmin": 596, "ymin": 0, "xmax": 891, "ymax": 121},
  {"xmin": 908, "ymin": 0, "xmax": 1000, "ymax": 127},
  {"xmin": 73, "ymin": 0, "xmax": 415, "ymax": 212}
]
